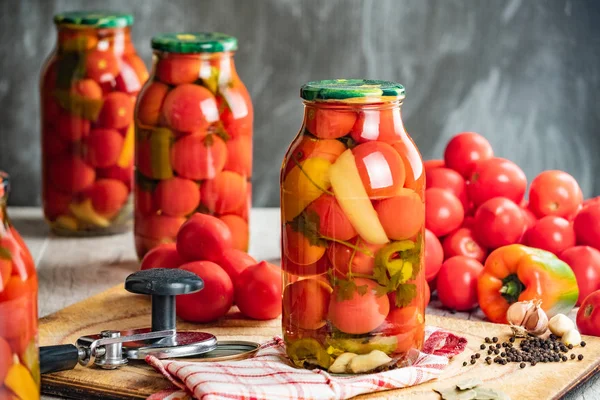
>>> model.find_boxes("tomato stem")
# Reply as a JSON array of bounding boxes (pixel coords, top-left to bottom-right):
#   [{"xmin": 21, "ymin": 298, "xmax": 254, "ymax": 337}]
[{"xmin": 499, "ymin": 274, "xmax": 526, "ymax": 304}]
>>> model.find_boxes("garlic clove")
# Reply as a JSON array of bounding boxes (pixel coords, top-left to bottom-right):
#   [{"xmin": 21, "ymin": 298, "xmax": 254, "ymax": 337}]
[
  {"xmin": 328, "ymin": 353, "xmax": 357, "ymax": 374},
  {"xmin": 561, "ymin": 329, "xmax": 582, "ymax": 346},
  {"xmin": 548, "ymin": 314, "xmax": 574, "ymax": 337},
  {"xmin": 347, "ymin": 350, "xmax": 393, "ymax": 374},
  {"xmin": 506, "ymin": 300, "xmax": 548, "ymax": 337}
]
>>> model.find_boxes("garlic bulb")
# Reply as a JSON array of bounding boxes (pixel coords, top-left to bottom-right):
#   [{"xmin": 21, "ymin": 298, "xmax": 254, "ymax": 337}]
[
  {"xmin": 561, "ymin": 329, "xmax": 582, "ymax": 346},
  {"xmin": 506, "ymin": 300, "xmax": 548, "ymax": 337},
  {"xmin": 548, "ymin": 314, "xmax": 574, "ymax": 337}
]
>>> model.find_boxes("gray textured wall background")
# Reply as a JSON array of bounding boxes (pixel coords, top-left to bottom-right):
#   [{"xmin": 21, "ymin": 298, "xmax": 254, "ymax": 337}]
[{"xmin": 0, "ymin": 0, "xmax": 599, "ymax": 206}]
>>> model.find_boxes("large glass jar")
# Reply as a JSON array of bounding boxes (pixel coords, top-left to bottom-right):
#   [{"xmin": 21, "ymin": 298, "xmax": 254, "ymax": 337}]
[
  {"xmin": 0, "ymin": 172, "xmax": 40, "ymax": 398},
  {"xmin": 134, "ymin": 33, "xmax": 253, "ymax": 259},
  {"xmin": 281, "ymin": 80, "xmax": 426, "ymax": 372},
  {"xmin": 40, "ymin": 11, "xmax": 148, "ymax": 236}
]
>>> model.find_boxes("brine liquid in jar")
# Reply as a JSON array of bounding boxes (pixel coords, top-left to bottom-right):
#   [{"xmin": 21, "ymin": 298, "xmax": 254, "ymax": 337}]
[
  {"xmin": 40, "ymin": 11, "xmax": 148, "ymax": 236},
  {"xmin": 134, "ymin": 33, "xmax": 253, "ymax": 259},
  {"xmin": 281, "ymin": 80, "xmax": 426, "ymax": 372},
  {"xmin": 0, "ymin": 172, "xmax": 40, "ymax": 398}
]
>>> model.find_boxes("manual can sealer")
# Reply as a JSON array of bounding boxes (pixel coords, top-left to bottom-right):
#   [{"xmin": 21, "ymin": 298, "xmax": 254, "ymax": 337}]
[{"xmin": 39, "ymin": 268, "xmax": 259, "ymax": 373}]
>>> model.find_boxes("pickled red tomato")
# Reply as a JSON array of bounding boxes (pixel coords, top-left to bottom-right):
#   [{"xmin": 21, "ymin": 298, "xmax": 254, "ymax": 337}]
[
  {"xmin": 352, "ymin": 141, "xmax": 406, "ymax": 199},
  {"xmin": 57, "ymin": 112, "xmax": 91, "ymax": 141},
  {"xmin": 43, "ymin": 185, "xmax": 72, "ymax": 219},
  {"xmin": 305, "ymin": 108, "xmax": 357, "ymax": 139},
  {"xmin": 328, "ymin": 278, "xmax": 390, "ymax": 334},
  {"xmin": 283, "ymin": 253, "xmax": 329, "ymax": 277},
  {"xmin": 328, "ymin": 237, "xmax": 383, "ymax": 277},
  {"xmin": 171, "ymin": 133, "xmax": 227, "ymax": 180},
  {"xmin": 350, "ymin": 108, "xmax": 405, "ymax": 143},
  {"xmin": 135, "ymin": 184, "xmax": 156, "ymax": 216},
  {"xmin": 390, "ymin": 140, "xmax": 424, "ymax": 192},
  {"xmin": 219, "ymin": 215, "xmax": 249, "ymax": 252},
  {"xmin": 155, "ymin": 55, "xmax": 201, "ymax": 85},
  {"xmin": 230, "ymin": 182, "xmax": 251, "ymax": 221},
  {"xmin": 219, "ymin": 83, "xmax": 253, "ymax": 138},
  {"xmin": 49, "ymin": 156, "xmax": 96, "ymax": 194},
  {"xmin": 284, "ymin": 224, "xmax": 326, "ymax": 266},
  {"xmin": 97, "ymin": 164, "xmax": 133, "ymax": 190},
  {"xmin": 98, "ymin": 92, "xmax": 134, "ymax": 129},
  {"xmin": 382, "ymin": 305, "xmax": 420, "ymax": 335},
  {"xmin": 85, "ymin": 179, "xmax": 129, "ymax": 217},
  {"xmin": 140, "ymin": 243, "xmax": 184, "ymax": 270},
  {"xmin": 201, "ymin": 171, "xmax": 247, "ymax": 214},
  {"xmin": 154, "ymin": 177, "xmax": 200, "ymax": 217},
  {"xmin": 135, "ymin": 214, "xmax": 186, "ymax": 242},
  {"xmin": 224, "ymin": 135, "xmax": 252, "ymax": 177},
  {"xmin": 116, "ymin": 54, "xmax": 148, "ymax": 94},
  {"xmin": 374, "ymin": 189, "xmax": 424, "ymax": 241},
  {"xmin": 71, "ymin": 79, "xmax": 103, "ymax": 100},
  {"xmin": 283, "ymin": 136, "xmax": 346, "ymax": 177},
  {"xmin": 162, "ymin": 84, "xmax": 219, "ymax": 132},
  {"xmin": 306, "ymin": 194, "xmax": 357, "ymax": 241},
  {"xmin": 283, "ymin": 278, "xmax": 332, "ymax": 330},
  {"xmin": 136, "ymin": 82, "xmax": 169, "ymax": 126},
  {"xmin": 84, "ymin": 128, "xmax": 124, "ymax": 167},
  {"xmin": 85, "ymin": 50, "xmax": 120, "ymax": 82}
]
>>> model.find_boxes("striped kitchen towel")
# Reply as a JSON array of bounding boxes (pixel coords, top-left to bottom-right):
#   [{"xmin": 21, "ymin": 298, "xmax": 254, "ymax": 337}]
[{"xmin": 146, "ymin": 326, "xmax": 467, "ymax": 400}]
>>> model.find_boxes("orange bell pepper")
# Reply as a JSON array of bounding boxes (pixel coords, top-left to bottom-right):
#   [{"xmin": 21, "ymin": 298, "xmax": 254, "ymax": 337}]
[{"xmin": 478, "ymin": 244, "xmax": 578, "ymax": 324}]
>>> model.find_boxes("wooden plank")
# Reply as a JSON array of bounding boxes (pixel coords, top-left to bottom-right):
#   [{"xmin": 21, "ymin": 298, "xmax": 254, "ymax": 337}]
[{"xmin": 39, "ymin": 285, "xmax": 600, "ymax": 400}]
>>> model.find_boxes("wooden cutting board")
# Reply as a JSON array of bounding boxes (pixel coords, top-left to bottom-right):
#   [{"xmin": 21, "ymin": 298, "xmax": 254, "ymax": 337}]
[{"xmin": 39, "ymin": 285, "xmax": 600, "ymax": 400}]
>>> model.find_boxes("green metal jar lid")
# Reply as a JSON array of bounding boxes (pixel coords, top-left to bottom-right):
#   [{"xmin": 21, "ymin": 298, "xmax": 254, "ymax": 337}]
[
  {"xmin": 300, "ymin": 79, "xmax": 406, "ymax": 103},
  {"xmin": 151, "ymin": 33, "xmax": 238, "ymax": 53},
  {"xmin": 54, "ymin": 11, "xmax": 134, "ymax": 28}
]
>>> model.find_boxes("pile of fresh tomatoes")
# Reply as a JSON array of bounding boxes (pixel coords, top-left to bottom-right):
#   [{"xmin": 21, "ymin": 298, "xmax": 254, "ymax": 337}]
[
  {"xmin": 424, "ymin": 132, "xmax": 600, "ymax": 335},
  {"xmin": 140, "ymin": 213, "xmax": 282, "ymax": 322}
]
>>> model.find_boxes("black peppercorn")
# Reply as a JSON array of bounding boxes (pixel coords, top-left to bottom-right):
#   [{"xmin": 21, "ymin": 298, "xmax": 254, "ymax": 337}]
[
  {"xmin": 570, "ymin": 354, "xmax": 576, "ymax": 360},
  {"xmin": 578, "ymin": 354, "xmax": 584, "ymax": 361},
  {"xmin": 492, "ymin": 337, "xmax": 498, "ymax": 343},
  {"xmin": 494, "ymin": 349, "xmax": 500, "ymax": 355},
  {"xmin": 470, "ymin": 359, "xmax": 476, "ymax": 365},
  {"xmin": 486, "ymin": 358, "xmax": 492, "ymax": 365},
  {"xmin": 568, "ymin": 344, "xmax": 573, "ymax": 349},
  {"xmin": 562, "ymin": 356, "xmax": 568, "ymax": 362},
  {"xmin": 581, "ymin": 341, "xmax": 586, "ymax": 347},
  {"xmin": 463, "ymin": 361, "xmax": 467, "ymax": 366},
  {"xmin": 496, "ymin": 343, "xmax": 501, "ymax": 348},
  {"xmin": 501, "ymin": 352, "xmax": 506, "ymax": 357},
  {"xmin": 520, "ymin": 362, "xmax": 526, "ymax": 368},
  {"xmin": 475, "ymin": 353, "xmax": 481, "ymax": 359},
  {"xmin": 480, "ymin": 344, "xmax": 486, "ymax": 350},
  {"xmin": 488, "ymin": 350, "xmax": 493, "ymax": 355},
  {"xmin": 485, "ymin": 337, "xmax": 491, "ymax": 343},
  {"xmin": 509, "ymin": 337, "xmax": 515, "ymax": 343}
]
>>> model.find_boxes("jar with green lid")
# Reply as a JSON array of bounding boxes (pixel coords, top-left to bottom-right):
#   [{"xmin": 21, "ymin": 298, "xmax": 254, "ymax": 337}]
[
  {"xmin": 40, "ymin": 11, "xmax": 148, "ymax": 236},
  {"xmin": 134, "ymin": 33, "xmax": 253, "ymax": 259},
  {"xmin": 280, "ymin": 80, "xmax": 426, "ymax": 372}
]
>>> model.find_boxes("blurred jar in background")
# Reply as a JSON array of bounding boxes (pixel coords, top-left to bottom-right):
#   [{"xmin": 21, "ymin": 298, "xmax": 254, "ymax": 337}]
[
  {"xmin": 40, "ymin": 11, "xmax": 148, "ymax": 236},
  {"xmin": 0, "ymin": 172, "xmax": 40, "ymax": 398},
  {"xmin": 134, "ymin": 33, "xmax": 253, "ymax": 259}
]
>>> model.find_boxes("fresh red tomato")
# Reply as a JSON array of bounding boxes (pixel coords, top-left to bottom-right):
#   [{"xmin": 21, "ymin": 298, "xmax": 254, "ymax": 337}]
[
  {"xmin": 176, "ymin": 213, "xmax": 233, "ymax": 262},
  {"xmin": 461, "ymin": 216, "xmax": 475, "ymax": 230},
  {"xmin": 576, "ymin": 290, "xmax": 600, "ymax": 336},
  {"xmin": 235, "ymin": 261, "xmax": 282, "ymax": 320},
  {"xmin": 574, "ymin": 203, "xmax": 600, "ymax": 250},
  {"xmin": 425, "ymin": 167, "xmax": 468, "ymax": 209},
  {"xmin": 473, "ymin": 197, "xmax": 526, "ymax": 249},
  {"xmin": 467, "ymin": 158, "xmax": 527, "ymax": 207},
  {"xmin": 140, "ymin": 243, "xmax": 184, "ymax": 270},
  {"xmin": 583, "ymin": 196, "xmax": 600, "ymax": 209},
  {"xmin": 424, "ymin": 159, "xmax": 445, "ymax": 173},
  {"xmin": 176, "ymin": 261, "xmax": 234, "ymax": 323},
  {"xmin": 442, "ymin": 227, "xmax": 488, "ymax": 262},
  {"xmin": 521, "ymin": 207, "xmax": 537, "ymax": 230},
  {"xmin": 528, "ymin": 170, "xmax": 583, "ymax": 219},
  {"xmin": 425, "ymin": 188, "xmax": 464, "ymax": 237},
  {"xmin": 526, "ymin": 216, "xmax": 575, "ymax": 256},
  {"xmin": 436, "ymin": 256, "xmax": 484, "ymax": 311},
  {"xmin": 424, "ymin": 229, "xmax": 443, "ymax": 281},
  {"xmin": 217, "ymin": 249, "xmax": 257, "ymax": 288},
  {"xmin": 443, "ymin": 132, "xmax": 493, "ymax": 177},
  {"xmin": 560, "ymin": 246, "xmax": 600, "ymax": 305}
]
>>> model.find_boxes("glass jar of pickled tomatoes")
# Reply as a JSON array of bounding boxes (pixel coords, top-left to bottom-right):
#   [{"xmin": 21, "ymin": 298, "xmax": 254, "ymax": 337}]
[
  {"xmin": 40, "ymin": 11, "xmax": 148, "ymax": 236},
  {"xmin": 0, "ymin": 172, "xmax": 40, "ymax": 398},
  {"xmin": 134, "ymin": 33, "xmax": 253, "ymax": 259},
  {"xmin": 281, "ymin": 80, "xmax": 426, "ymax": 372}
]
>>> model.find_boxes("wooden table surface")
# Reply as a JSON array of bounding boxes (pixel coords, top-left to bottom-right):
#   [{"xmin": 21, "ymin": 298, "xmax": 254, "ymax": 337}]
[{"xmin": 8, "ymin": 207, "xmax": 599, "ymax": 400}]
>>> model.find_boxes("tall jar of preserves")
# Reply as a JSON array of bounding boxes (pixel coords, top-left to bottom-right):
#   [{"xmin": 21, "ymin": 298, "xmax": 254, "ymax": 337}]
[
  {"xmin": 40, "ymin": 11, "xmax": 148, "ymax": 236},
  {"xmin": 281, "ymin": 80, "xmax": 426, "ymax": 372},
  {"xmin": 0, "ymin": 172, "xmax": 40, "ymax": 398},
  {"xmin": 134, "ymin": 33, "xmax": 253, "ymax": 259}
]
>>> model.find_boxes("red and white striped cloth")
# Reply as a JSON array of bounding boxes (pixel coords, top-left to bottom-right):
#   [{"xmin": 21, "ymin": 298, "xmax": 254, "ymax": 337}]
[{"xmin": 146, "ymin": 326, "xmax": 467, "ymax": 400}]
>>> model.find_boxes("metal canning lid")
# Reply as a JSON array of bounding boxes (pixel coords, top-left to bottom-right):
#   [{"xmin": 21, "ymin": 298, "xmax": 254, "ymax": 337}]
[
  {"xmin": 151, "ymin": 33, "xmax": 238, "ymax": 53},
  {"xmin": 185, "ymin": 340, "xmax": 260, "ymax": 362},
  {"xmin": 54, "ymin": 11, "xmax": 134, "ymax": 28},
  {"xmin": 300, "ymin": 79, "xmax": 406, "ymax": 103}
]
